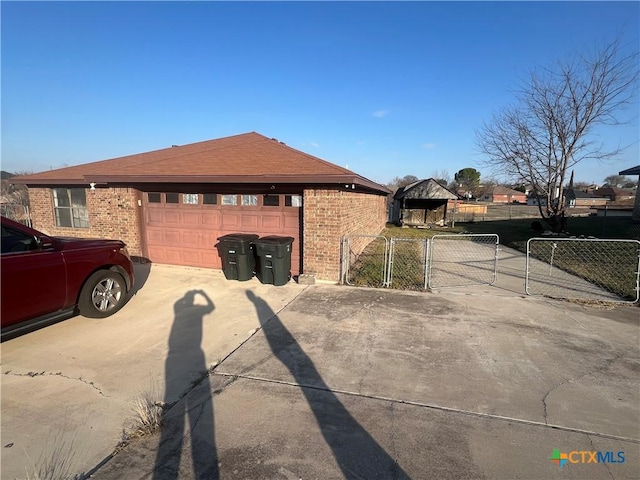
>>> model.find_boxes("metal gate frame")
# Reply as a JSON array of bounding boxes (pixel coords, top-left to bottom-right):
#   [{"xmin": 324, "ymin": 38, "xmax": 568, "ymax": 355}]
[
  {"xmin": 386, "ymin": 237, "xmax": 429, "ymax": 290},
  {"xmin": 341, "ymin": 235, "xmax": 389, "ymax": 287},
  {"xmin": 525, "ymin": 237, "xmax": 640, "ymax": 303},
  {"xmin": 427, "ymin": 234, "xmax": 499, "ymax": 289}
]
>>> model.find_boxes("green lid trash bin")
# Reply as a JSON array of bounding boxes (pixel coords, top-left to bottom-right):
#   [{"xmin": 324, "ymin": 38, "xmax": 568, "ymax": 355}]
[
  {"xmin": 253, "ymin": 236, "xmax": 294, "ymax": 286},
  {"xmin": 217, "ymin": 234, "xmax": 259, "ymax": 281}
]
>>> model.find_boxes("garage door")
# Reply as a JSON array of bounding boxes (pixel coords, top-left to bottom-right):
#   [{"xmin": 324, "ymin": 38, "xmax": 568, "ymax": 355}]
[{"xmin": 144, "ymin": 192, "xmax": 301, "ymax": 275}]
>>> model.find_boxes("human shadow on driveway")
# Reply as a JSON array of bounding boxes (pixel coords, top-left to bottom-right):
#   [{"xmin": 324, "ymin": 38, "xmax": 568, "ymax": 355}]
[
  {"xmin": 153, "ymin": 290, "xmax": 218, "ymax": 480},
  {"xmin": 245, "ymin": 290, "xmax": 410, "ymax": 479}
]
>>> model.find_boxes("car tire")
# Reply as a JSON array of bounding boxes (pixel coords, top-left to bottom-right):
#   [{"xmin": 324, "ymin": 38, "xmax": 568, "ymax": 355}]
[{"xmin": 78, "ymin": 270, "xmax": 127, "ymax": 318}]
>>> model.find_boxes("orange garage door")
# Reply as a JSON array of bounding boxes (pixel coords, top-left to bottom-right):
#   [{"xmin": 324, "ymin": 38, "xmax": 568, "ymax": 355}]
[{"xmin": 144, "ymin": 192, "xmax": 301, "ymax": 275}]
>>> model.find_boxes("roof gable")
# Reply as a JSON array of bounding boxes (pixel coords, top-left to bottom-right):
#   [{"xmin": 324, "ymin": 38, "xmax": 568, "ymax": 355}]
[
  {"xmin": 485, "ymin": 186, "xmax": 526, "ymax": 196},
  {"xmin": 394, "ymin": 178, "xmax": 458, "ymax": 200}
]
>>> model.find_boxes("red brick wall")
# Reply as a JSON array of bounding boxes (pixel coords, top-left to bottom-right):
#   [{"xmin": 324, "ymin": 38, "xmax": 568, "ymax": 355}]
[
  {"xmin": 28, "ymin": 187, "xmax": 143, "ymax": 256},
  {"xmin": 303, "ymin": 188, "xmax": 387, "ymax": 282}
]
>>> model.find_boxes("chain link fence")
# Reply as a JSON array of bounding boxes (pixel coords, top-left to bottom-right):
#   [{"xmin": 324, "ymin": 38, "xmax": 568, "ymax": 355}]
[
  {"xmin": 387, "ymin": 238, "xmax": 428, "ymax": 290},
  {"xmin": 526, "ymin": 238, "xmax": 640, "ymax": 303},
  {"xmin": 428, "ymin": 234, "xmax": 499, "ymax": 289},
  {"xmin": 341, "ymin": 235, "xmax": 389, "ymax": 287},
  {"xmin": 341, "ymin": 233, "xmax": 640, "ymax": 303},
  {"xmin": 341, "ymin": 234, "xmax": 498, "ymax": 291}
]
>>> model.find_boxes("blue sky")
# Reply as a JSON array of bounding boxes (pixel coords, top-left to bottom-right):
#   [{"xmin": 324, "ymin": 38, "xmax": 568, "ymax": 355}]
[{"xmin": 2, "ymin": 1, "xmax": 638, "ymax": 185}]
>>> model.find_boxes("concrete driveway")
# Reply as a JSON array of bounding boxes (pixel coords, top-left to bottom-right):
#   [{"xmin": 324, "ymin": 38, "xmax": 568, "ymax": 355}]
[
  {"xmin": 2, "ymin": 263, "xmax": 639, "ymax": 479},
  {"xmin": 1, "ymin": 263, "xmax": 307, "ymax": 480}
]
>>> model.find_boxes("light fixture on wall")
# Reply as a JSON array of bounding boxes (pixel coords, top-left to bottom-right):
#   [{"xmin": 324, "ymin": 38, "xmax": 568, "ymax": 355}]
[{"xmin": 89, "ymin": 182, "xmax": 96, "ymax": 191}]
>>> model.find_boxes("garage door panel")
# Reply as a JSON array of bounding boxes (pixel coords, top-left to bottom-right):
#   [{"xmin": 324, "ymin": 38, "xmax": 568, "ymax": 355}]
[
  {"xmin": 181, "ymin": 250, "xmax": 200, "ymax": 264},
  {"xmin": 202, "ymin": 213, "xmax": 220, "ymax": 227},
  {"xmin": 147, "ymin": 210, "xmax": 165, "ymax": 224},
  {"xmin": 240, "ymin": 215, "xmax": 259, "ymax": 228},
  {"xmin": 164, "ymin": 230, "xmax": 182, "ymax": 243},
  {"xmin": 182, "ymin": 232, "xmax": 200, "ymax": 247},
  {"xmin": 182, "ymin": 212, "xmax": 201, "ymax": 225},
  {"xmin": 261, "ymin": 216, "xmax": 281, "ymax": 228},
  {"xmin": 164, "ymin": 211, "xmax": 181, "ymax": 224},
  {"xmin": 147, "ymin": 230, "xmax": 164, "ymax": 242},
  {"xmin": 283, "ymin": 215, "xmax": 299, "ymax": 229},
  {"xmin": 221, "ymin": 213, "xmax": 239, "ymax": 227},
  {"xmin": 163, "ymin": 249, "xmax": 183, "ymax": 263},
  {"xmin": 202, "ymin": 251, "xmax": 222, "ymax": 268}
]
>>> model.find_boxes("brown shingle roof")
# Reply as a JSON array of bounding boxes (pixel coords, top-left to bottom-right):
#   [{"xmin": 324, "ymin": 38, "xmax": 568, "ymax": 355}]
[{"xmin": 12, "ymin": 132, "xmax": 389, "ymax": 193}]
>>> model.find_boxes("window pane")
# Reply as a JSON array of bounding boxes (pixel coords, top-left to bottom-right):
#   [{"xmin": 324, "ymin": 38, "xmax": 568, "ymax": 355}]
[
  {"xmin": 70, "ymin": 188, "xmax": 86, "ymax": 208},
  {"xmin": 203, "ymin": 194, "xmax": 217, "ymax": 205},
  {"xmin": 148, "ymin": 193, "xmax": 161, "ymax": 203},
  {"xmin": 263, "ymin": 195, "xmax": 280, "ymax": 207},
  {"xmin": 221, "ymin": 195, "xmax": 237, "ymax": 206},
  {"xmin": 53, "ymin": 188, "xmax": 70, "ymax": 207},
  {"xmin": 183, "ymin": 193, "xmax": 198, "ymax": 205},
  {"xmin": 285, "ymin": 195, "xmax": 302, "ymax": 207},
  {"xmin": 241, "ymin": 195, "xmax": 257, "ymax": 206},
  {"xmin": 55, "ymin": 208, "xmax": 72, "ymax": 227},
  {"xmin": 166, "ymin": 193, "xmax": 179, "ymax": 203},
  {"xmin": 71, "ymin": 208, "xmax": 89, "ymax": 228}
]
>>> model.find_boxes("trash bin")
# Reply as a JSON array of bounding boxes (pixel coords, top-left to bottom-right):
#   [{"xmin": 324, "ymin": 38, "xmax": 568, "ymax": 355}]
[
  {"xmin": 253, "ymin": 236, "xmax": 294, "ymax": 286},
  {"xmin": 216, "ymin": 234, "xmax": 259, "ymax": 281}
]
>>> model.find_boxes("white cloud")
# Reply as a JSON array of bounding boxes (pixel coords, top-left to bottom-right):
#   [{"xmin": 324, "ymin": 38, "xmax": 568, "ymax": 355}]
[
  {"xmin": 421, "ymin": 143, "xmax": 436, "ymax": 149},
  {"xmin": 372, "ymin": 110, "xmax": 389, "ymax": 118},
  {"xmin": 310, "ymin": 142, "xmax": 319, "ymax": 148}
]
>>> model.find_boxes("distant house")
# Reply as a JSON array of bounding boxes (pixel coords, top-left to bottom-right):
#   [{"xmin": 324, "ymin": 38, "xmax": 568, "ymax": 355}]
[
  {"xmin": 565, "ymin": 188, "xmax": 608, "ymax": 208},
  {"xmin": 478, "ymin": 186, "xmax": 527, "ymax": 203},
  {"xmin": 593, "ymin": 186, "xmax": 635, "ymax": 202},
  {"xmin": 527, "ymin": 192, "xmax": 547, "ymax": 206},
  {"xmin": 391, "ymin": 178, "xmax": 458, "ymax": 226},
  {"xmin": 618, "ymin": 165, "xmax": 640, "ymax": 221}
]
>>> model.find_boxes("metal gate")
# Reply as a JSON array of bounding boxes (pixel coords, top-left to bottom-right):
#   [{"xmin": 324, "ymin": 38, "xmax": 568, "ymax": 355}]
[
  {"xmin": 526, "ymin": 238, "xmax": 640, "ymax": 303},
  {"xmin": 387, "ymin": 238, "xmax": 429, "ymax": 290},
  {"xmin": 427, "ymin": 234, "xmax": 499, "ymax": 289},
  {"xmin": 341, "ymin": 235, "xmax": 389, "ymax": 287}
]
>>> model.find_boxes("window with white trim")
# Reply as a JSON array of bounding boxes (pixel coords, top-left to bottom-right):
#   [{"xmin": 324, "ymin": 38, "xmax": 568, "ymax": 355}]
[{"xmin": 52, "ymin": 188, "xmax": 89, "ymax": 228}]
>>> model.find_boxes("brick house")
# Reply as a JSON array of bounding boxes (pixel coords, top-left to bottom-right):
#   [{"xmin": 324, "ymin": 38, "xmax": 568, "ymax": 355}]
[
  {"xmin": 564, "ymin": 188, "xmax": 609, "ymax": 208},
  {"xmin": 12, "ymin": 132, "xmax": 390, "ymax": 282},
  {"xmin": 478, "ymin": 186, "xmax": 527, "ymax": 203}
]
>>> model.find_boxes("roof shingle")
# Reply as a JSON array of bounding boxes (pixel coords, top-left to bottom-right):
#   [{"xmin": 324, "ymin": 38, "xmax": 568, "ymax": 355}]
[{"xmin": 13, "ymin": 132, "xmax": 389, "ymax": 193}]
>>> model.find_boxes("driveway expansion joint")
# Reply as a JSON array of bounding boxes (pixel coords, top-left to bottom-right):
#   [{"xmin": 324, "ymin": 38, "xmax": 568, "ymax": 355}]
[{"xmin": 214, "ymin": 372, "xmax": 640, "ymax": 445}]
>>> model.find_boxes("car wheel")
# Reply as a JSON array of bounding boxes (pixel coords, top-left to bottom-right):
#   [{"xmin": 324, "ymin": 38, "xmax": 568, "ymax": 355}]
[{"xmin": 78, "ymin": 270, "xmax": 127, "ymax": 318}]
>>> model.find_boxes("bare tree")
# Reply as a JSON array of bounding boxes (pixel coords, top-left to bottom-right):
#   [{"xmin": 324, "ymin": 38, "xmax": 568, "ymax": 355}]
[
  {"xmin": 386, "ymin": 174, "xmax": 419, "ymax": 193},
  {"xmin": 1, "ymin": 171, "xmax": 32, "ymax": 224},
  {"xmin": 477, "ymin": 38, "xmax": 638, "ymax": 232},
  {"xmin": 431, "ymin": 169, "xmax": 450, "ymax": 187},
  {"xmin": 603, "ymin": 174, "xmax": 635, "ymax": 188}
]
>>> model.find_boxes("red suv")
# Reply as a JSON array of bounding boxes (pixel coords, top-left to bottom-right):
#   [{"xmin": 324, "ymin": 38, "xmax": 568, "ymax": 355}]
[{"xmin": 1, "ymin": 216, "xmax": 135, "ymax": 334}]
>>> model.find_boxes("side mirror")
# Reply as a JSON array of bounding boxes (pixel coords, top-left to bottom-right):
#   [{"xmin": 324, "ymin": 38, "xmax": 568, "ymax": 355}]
[{"xmin": 37, "ymin": 236, "xmax": 53, "ymax": 250}]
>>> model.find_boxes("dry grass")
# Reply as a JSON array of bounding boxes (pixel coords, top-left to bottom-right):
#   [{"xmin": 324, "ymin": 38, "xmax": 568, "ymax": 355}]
[
  {"xmin": 21, "ymin": 433, "xmax": 84, "ymax": 480},
  {"xmin": 130, "ymin": 388, "xmax": 164, "ymax": 437}
]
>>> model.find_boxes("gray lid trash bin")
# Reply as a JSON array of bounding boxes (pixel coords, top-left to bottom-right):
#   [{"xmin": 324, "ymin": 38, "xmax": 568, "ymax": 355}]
[
  {"xmin": 253, "ymin": 236, "xmax": 294, "ymax": 286},
  {"xmin": 216, "ymin": 234, "xmax": 259, "ymax": 281}
]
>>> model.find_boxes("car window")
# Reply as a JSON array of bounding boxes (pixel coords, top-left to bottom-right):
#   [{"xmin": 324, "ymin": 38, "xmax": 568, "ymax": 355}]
[{"xmin": 1, "ymin": 225, "xmax": 37, "ymax": 254}]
